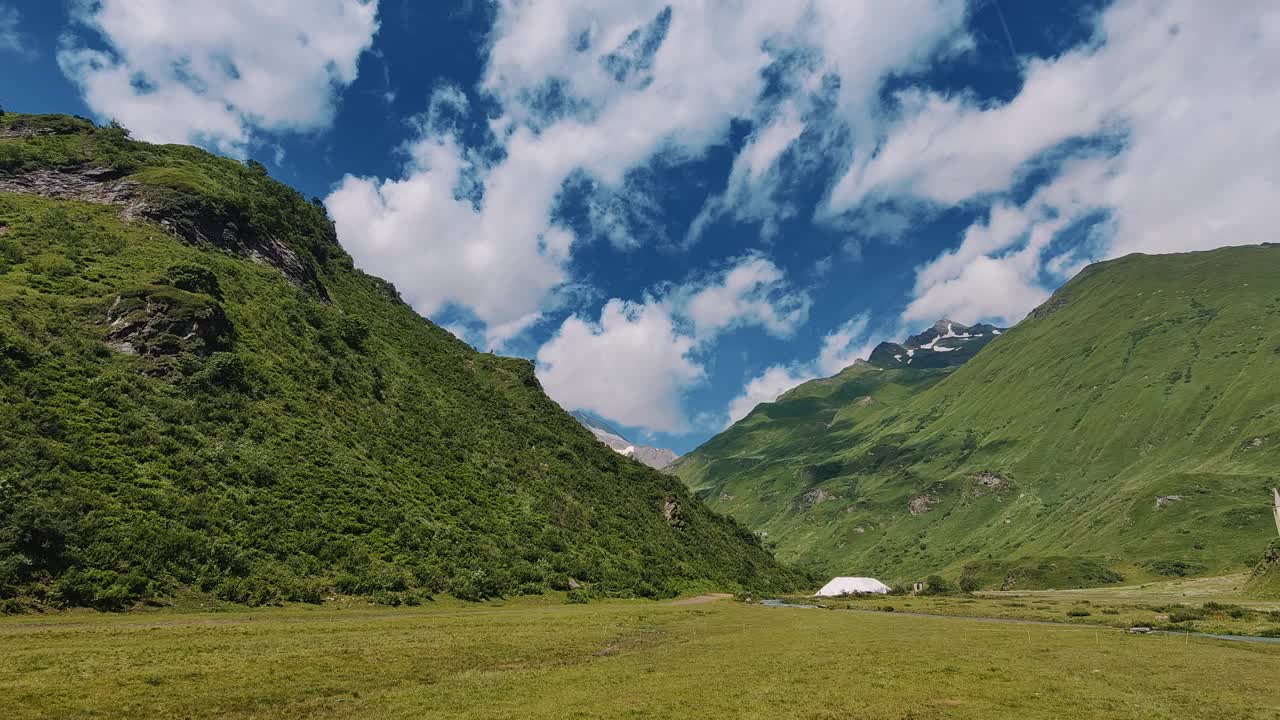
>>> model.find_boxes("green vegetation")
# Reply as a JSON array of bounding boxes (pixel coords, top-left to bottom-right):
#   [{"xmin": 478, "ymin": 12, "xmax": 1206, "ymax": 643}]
[
  {"xmin": 675, "ymin": 246, "xmax": 1280, "ymax": 587},
  {"xmin": 2, "ymin": 596, "xmax": 1278, "ymax": 719},
  {"xmin": 0, "ymin": 113, "xmax": 803, "ymax": 610},
  {"xmin": 810, "ymin": 583, "xmax": 1280, "ymax": 638},
  {"xmin": 1247, "ymin": 539, "xmax": 1280, "ymax": 599}
]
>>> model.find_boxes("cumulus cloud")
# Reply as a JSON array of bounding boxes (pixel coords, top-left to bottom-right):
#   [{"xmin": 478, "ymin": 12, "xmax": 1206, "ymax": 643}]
[
  {"xmin": 851, "ymin": 0, "xmax": 1280, "ymax": 326},
  {"xmin": 900, "ymin": 159, "xmax": 1097, "ymax": 325},
  {"xmin": 57, "ymin": 0, "xmax": 379, "ymax": 156},
  {"xmin": 327, "ymin": 86, "xmax": 572, "ymax": 346},
  {"xmin": 815, "ymin": 313, "xmax": 875, "ymax": 376},
  {"xmin": 537, "ymin": 298, "xmax": 704, "ymax": 432},
  {"xmin": 334, "ymin": 2, "xmax": 795, "ymax": 343},
  {"xmin": 332, "ymin": 0, "xmax": 970, "ymax": 345},
  {"xmin": 680, "ymin": 254, "xmax": 810, "ymax": 342},
  {"xmin": 687, "ymin": 0, "xmax": 969, "ymax": 243},
  {"xmin": 536, "ymin": 255, "xmax": 808, "ymax": 432}
]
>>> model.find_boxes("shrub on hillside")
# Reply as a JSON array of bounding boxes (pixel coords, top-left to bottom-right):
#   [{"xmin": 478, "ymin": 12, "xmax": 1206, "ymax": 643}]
[
  {"xmin": 922, "ymin": 575, "xmax": 953, "ymax": 595},
  {"xmin": 1166, "ymin": 606, "xmax": 1207, "ymax": 623},
  {"xmin": 192, "ymin": 352, "xmax": 252, "ymax": 391},
  {"xmin": 1143, "ymin": 559, "xmax": 1207, "ymax": 577},
  {"xmin": 161, "ymin": 264, "xmax": 223, "ymax": 298}
]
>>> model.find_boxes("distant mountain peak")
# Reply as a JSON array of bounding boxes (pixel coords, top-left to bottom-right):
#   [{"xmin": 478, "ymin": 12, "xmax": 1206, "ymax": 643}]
[
  {"xmin": 570, "ymin": 410, "xmax": 680, "ymax": 471},
  {"xmin": 867, "ymin": 318, "xmax": 1006, "ymax": 370},
  {"xmin": 931, "ymin": 318, "xmax": 959, "ymax": 332}
]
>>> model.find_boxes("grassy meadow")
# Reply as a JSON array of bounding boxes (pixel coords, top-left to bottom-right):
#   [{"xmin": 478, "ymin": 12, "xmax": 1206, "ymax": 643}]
[
  {"xmin": 3, "ymin": 595, "xmax": 1279, "ymax": 719},
  {"xmin": 809, "ymin": 574, "xmax": 1280, "ymax": 638}
]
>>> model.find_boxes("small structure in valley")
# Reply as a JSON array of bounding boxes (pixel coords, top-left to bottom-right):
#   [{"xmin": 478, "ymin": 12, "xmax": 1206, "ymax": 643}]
[{"xmin": 814, "ymin": 576, "xmax": 891, "ymax": 596}]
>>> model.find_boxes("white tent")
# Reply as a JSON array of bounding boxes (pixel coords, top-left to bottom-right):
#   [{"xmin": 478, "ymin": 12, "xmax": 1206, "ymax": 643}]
[{"xmin": 814, "ymin": 576, "xmax": 891, "ymax": 596}]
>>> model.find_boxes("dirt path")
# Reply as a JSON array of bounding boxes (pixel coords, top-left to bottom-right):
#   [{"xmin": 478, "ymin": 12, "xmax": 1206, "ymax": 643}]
[{"xmin": 665, "ymin": 593, "xmax": 733, "ymax": 606}]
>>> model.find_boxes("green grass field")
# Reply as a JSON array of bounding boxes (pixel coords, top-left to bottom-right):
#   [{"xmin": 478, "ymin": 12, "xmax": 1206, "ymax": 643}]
[
  {"xmin": 807, "ymin": 574, "xmax": 1280, "ymax": 637},
  {"xmin": 3, "ymin": 596, "xmax": 1279, "ymax": 719}
]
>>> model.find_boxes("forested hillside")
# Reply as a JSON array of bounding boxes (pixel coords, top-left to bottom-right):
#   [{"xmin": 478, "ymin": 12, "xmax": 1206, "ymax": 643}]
[{"xmin": 0, "ymin": 113, "xmax": 803, "ymax": 610}]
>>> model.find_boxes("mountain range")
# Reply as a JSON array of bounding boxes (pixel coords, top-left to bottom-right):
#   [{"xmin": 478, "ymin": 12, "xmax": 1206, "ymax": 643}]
[
  {"xmin": 0, "ymin": 112, "xmax": 801, "ymax": 609},
  {"xmin": 570, "ymin": 410, "xmax": 679, "ymax": 470},
  {"xmin": 674, "ymin": 246, "xmax": 1280, "ymax": 590}
]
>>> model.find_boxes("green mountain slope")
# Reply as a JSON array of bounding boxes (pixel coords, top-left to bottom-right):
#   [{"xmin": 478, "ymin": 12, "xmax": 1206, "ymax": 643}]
[
  {"xmin": 0, "ymin": 113, "xmax": 801, "ymax": 610},
  {"xmin": 674, "ymin": 247, "xmax": 1280, "ymax": 589}
]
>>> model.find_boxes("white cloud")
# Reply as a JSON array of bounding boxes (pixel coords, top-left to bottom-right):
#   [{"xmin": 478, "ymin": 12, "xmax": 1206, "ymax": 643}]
[
  {"xmin": 687, "ymin": 0, "xmax": 969, "ymax": 243},
  {"xmin": 815, "ymin": 313, "xmax": 874, "ymax": 376},
  {"xmin": 681, "ymin": 254, "xmax": 810, "ymax": 342},
  {"xmin": 840, "ymin": 1, "xmax": 1280, "ymax": 329},
  {"xmin": 537, "ymin": 298, "xmax": 704, "ymax": 433},
  {"xmin": 827, "ymin": 59, "xmax": 1111, "ymax": 210},
  {"xmin": 327, "ymin": 87, "xmax": 572, "ymax": 346},
  {"xmin": 57, "ymin": 0, "xmax": 379, "ymax": 156},
  {"xmin": 686, "ymin": 102, "xmax": 807, "ymax": 244},
  {"xmin": 334, "ymin": 1, "xmax": 970, "ymax": 345},
  {"xmin": 904, "ymin": 157, "xmax": 1107, "ymax": 325},
  {"xmin": 535, "ymin": 254, "xmax": 808, "ymax": 431},
  {"xmin": 0, "ymin": 4, "xmax": 27, "ymax": 55}
]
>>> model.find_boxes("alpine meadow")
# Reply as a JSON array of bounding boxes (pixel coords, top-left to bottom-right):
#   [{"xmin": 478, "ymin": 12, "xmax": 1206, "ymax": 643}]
[{"xmin": 675, "ymin": 248, "xmax": 1280, "ymax": 588}]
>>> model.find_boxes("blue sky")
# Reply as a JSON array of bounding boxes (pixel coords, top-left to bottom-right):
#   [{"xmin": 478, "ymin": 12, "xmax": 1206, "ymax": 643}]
[{"xmin": 2, "ymin": 1, "xmax": 1278, "ymax": 453}]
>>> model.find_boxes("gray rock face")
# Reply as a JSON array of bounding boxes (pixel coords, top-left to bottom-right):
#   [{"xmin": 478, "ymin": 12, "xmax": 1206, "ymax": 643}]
[
  {"xmin": 795, "ymin": 487, "xmax": 836, "ymax": 511},
  {"xmin": 0, "ymin": 167, "xmax": 144, "ymax": 214},
  {"xmin": 0, "ymin": 166, "xmax": 326, "ymax": 298},
  {"xmin": 104, "ymin": 286, "xmax": 233, "ymax": 361},
  {"xmin": 661, "ymin": 496, "xmax": 684, "ymax": 527}
]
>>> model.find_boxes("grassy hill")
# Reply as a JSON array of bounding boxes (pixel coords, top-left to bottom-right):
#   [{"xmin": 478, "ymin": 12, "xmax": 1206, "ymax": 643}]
[
  {"xmin": 0, "ymin": 112, "xmax": 803, "ymax": 610},
  {"xmin": 674, "ymin": 247, "xmax": 1280, "ymax": 589}
]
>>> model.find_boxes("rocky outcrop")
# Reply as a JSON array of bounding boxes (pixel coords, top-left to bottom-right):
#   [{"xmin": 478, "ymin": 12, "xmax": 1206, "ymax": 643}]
[
  {"xmin": 0, "ymin": 167, "xmax": 144, "ymax": 215},
  {"xmin": 661, "ymin": 496, "xmax": 685, "ymax": 527},
  {"xmin": 972, "ymin": 471, "xmax": 1011, "ymax": 495},
  {"xmin": 796, "ymin": 487, "xmax": 836, "ymax": 510},
  {"xmin": 1029, "ymin": 291, "xmax": 1071, "ymax": 320},
  {"xmin": 909, "ymin": 494, "xmax": 938, "ymax": 515},
  {"xmin": 0, "ymin": 166, "xmax": 326, "ymax": 298},
  {"xmin": 147, "ymin": 197, "xmax": 327, "ymax": 299},
  {"xmin": 105, "ymin": 286, "xmax": 232, "ymax": 359}
]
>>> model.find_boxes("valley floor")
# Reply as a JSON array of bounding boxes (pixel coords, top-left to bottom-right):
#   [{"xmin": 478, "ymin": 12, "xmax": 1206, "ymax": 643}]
[
  {"xmin": 2, "ymin": 589, "xmax": 1280, "ymax": 717},
  {"xmin": 4, "ymin": 594, "xmax": 1279, "ymax": 719},
  {"xmin": 803, "ymin": 574, "xmax": 1280, "ymax": 640}
]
